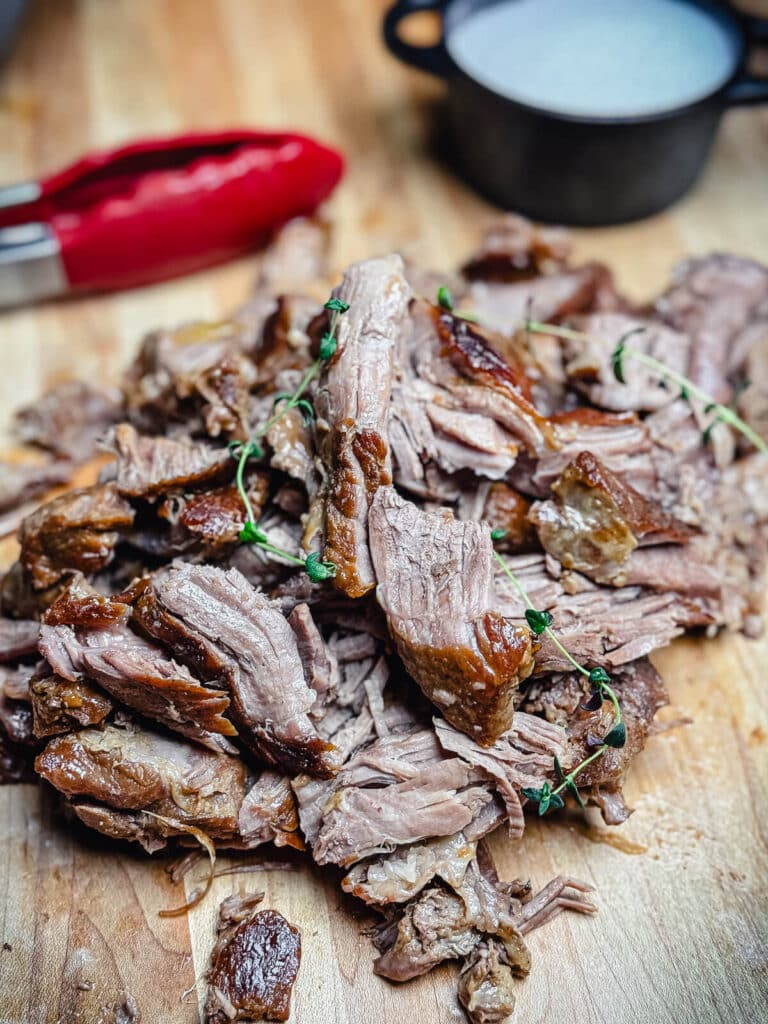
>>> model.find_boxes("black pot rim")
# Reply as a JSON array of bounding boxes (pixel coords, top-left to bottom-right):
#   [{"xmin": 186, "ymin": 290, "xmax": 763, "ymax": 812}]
[{"xmin": 440, "ymin": 0, "xmax": 747, "ymax": 127}]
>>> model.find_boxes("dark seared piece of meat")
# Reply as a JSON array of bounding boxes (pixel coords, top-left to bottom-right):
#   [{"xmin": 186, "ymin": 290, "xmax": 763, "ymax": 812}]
[
  {"xmin": 457, "ymin": 483, "xmax": 537, "ymax": 554},
  {"xmin": 521, "ymin": 658, "xmax": 668, "ymax": 823},
  {"xmin": 413, "ymin": 299, "xmax": 552, "ymax": 453},
  {"xmin": 16, "ymin": 483, "xmax": 135, "ymax": 591},
  {"xmin": 39, "ymin": 578, "xmax": 235, "ymax": 751},
  {"xmin": 128, "ymin": 565, "xmax": 336, "ymax": 777},
  {"xmin": 314, "ymin": 254, "xmax": 411, "ymax": 597},
  {"xmin": 0, "ymin": 617, "xmax": 39, "ymax": 661},
  {"xmin": 30, "ymin": 671, "xmax": 112, "ymax": 738},
  {"xmin": 368, "ymin": 487, "xmax": 534, "ymax": 745},
  {"xmin": 461, "ymin": 214, "xmax": 571, "ymax": 282},
  {"xmin": 205, "ymin": 893, "xmax": 301, "ymax": 1024},
  {"xmin": 155, "ymin": 476, "xmax": 269, "ymax": 556},
  {"xmin": 530, "ymin": 451, "xmax": 695, "ymax": 585},
  {"xmin": 14, "ymin": 380, "xmax": 124, "ymax": 461},
  {"xmin": 36, "ymin": 722, "xmax": 249, "ymax": 847}
]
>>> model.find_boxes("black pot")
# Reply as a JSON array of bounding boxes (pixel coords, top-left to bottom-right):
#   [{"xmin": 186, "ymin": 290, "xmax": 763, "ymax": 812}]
[{"xmin": 384, "ymin": 0, "xmax": 768, "ymax": 225}]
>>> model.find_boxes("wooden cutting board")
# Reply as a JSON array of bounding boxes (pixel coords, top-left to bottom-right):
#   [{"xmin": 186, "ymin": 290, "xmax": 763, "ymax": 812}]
[{"xmin": 1, "ymin": 3, "xmax": 767, "ymax": 1022}]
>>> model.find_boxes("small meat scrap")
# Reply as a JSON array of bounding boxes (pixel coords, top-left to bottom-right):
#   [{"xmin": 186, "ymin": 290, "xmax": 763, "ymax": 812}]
[
  {"xmin": 530, "ymin": 450, "xmax": 694, "ymax": 584},
  {"xmin": 205, "ymin": 893, "xmax": 301, "ymax": 1024},
  {"xmin": 108, "ymin": 423, "xmax": 232, "ymax": 498},
  {"xmin": 369, "ymin": 487, "xmax": 534, "ymax": 745},
  {"xmin": 315, "ymin": 254, "xmax": 411, "ymax": 598},
  {"xmin": 16, "ymin": 483, "xmax": 134, "ymax": 591},
  {"xmin": 14, "ymin": 380, "xmax": 124, "ymax": 462}
]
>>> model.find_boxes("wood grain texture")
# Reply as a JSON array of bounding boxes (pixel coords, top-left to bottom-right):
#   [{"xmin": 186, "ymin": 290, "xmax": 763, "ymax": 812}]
[{"xmin": 0, "ymin": 2, "xmax": 767, "ymax": 1022}]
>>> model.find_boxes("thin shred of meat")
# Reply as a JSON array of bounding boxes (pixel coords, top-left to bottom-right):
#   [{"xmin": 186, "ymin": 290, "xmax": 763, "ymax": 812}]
[{"xmin": 314, "ymin": 254, "xmax": 411, "ymax": 597}]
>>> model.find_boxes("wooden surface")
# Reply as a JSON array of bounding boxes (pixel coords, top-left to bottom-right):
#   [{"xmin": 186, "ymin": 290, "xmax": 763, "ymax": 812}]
[{"xmin": 1, "ymin": 2, "xmax": 767, "ymax": 1022}]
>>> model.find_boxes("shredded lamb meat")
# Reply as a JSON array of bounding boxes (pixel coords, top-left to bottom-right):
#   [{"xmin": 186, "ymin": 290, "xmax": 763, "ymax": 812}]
[{"xmin": 2, "ymin": 215, "xmax": 767, "ymax": 1024}]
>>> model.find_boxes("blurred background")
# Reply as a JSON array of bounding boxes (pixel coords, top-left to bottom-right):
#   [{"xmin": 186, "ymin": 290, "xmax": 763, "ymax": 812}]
[{"xmin": 0, "ymin": 0, "xmax": 766, "ymax": 438}]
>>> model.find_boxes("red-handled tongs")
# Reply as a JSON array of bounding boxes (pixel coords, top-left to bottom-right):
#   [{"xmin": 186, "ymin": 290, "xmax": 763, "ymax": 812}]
[{"xmin": 0, "ymin": 129, "xmax": 344, "ymax": 308}]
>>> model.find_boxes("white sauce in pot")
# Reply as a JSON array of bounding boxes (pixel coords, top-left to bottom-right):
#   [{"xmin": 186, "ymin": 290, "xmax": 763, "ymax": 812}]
[{"xmin": 446, "ymin": 0, "xmax": 740, "ymax": 119}]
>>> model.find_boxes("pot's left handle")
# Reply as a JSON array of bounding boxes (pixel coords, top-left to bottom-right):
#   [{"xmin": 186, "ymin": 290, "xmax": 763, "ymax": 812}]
[
  {"xmin": 383, "ymin": 1, "xmax": 454, "ymax": 77},
  {"xmin": 725, "ymin": 16, "xmax": 768, "ymax": 105}
]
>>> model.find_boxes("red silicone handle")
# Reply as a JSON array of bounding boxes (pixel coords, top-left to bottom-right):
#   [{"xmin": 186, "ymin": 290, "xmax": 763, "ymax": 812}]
[{"xmin": 0, "ymin": 130, "xmax": 344, "ymax": 292}]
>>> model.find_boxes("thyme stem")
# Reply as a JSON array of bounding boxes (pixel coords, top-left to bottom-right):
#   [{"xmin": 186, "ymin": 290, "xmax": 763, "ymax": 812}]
[
  {"xmin": 232, "ymin": 297, "xmax": 349, "ymax": 580},
  {"xmin": 526, "ymin": 320, "xmax": 768, "ymax": 455}
]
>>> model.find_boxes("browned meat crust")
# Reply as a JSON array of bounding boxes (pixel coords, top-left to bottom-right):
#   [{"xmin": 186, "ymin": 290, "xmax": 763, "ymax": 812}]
[{"xmin": 530, "ymin": 450, "xmax": 695, "ymax": 584}]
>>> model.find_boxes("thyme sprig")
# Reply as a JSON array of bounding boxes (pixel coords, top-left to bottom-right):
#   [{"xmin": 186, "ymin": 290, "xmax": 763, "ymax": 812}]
[
  {"xmin": 230, "ymin": 296, "xmax": 350, "ymax": 582},
  {"xmin": 490, "ymin": 529, "xmax": 625, "ymax": 814},
  {"xmin": 525, "ymin": 320, "xmax": 768, "ymax": 455}
]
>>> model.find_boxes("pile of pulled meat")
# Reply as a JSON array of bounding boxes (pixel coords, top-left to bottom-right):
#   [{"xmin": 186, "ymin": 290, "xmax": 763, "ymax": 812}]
[{"xmin": 2, "ymin": 215, "xmax": 768, "ymax": 1023}]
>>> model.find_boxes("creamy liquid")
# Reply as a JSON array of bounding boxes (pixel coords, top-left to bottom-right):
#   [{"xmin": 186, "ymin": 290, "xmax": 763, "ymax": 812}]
[{"xmin": 446, "ymin": 0, "xmax": 739, "ymax": 118}]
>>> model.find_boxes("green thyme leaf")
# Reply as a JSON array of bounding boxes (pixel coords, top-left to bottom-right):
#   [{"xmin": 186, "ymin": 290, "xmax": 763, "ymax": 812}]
[
  {"xmin": 553, "ymin": 755, "xmax": 565, "ymax": 782},
  {"xmin": 566, "ymin": 779, "xmax": 586, "ymax": 808},
  {"xmin": 548, "ymin": 792, "xmax": 565, "ymax": 812},
  {"xmin": 296, "ymin": 399, "xmax": 315, "ymax": 424},
  {"xmin": 603, "ymin": 722, "xmax": 627, "ymax": 748},
  {"xmin": 490, "ymin": 528, "xmax": 507, "ymax": 541},
  {"xmin": 704, "ymin": 402, "xmax": 716, "ymax": 414},
  {"xmin": 271, "ymin": 392, "xmax": 293, "ymax": 410},
  {"xmin": 319, "ymin": 332, "xmax": 337, "ymax": 361},
  {"xmin": 239, "ymin": 521, "xmax": 268, "ymax": 545},
  {"xmin": 525, "ymin": 608, "xmax": 553, "ymax": 635},
  {"xmin": 436, "ymin": 285, "xmax": 454, "ymax": 311},
  {"xmin": 702, "ymin": 419, "xmax": 718, "ymax": 446},
  {"xmin": 324, "ymin": 297, "xmax": 350, "ymax": 314},
  {"xmin": 680, "ymin": 385, "xmax": 690, "ymax": 400},
  {"xmin": 305, "ymin": 551, "xmax": 337, "ymax": 582},
  {"xmin": 611, "ymin": 343, "xmax": 626, "ymax": 384},
  {"xmin": 589, "ymin": 666, "xmax": 611, "ymax": 688},
  {"xmin": 521, "ymin": 787, "xmax": 543, "ymax": 804}
]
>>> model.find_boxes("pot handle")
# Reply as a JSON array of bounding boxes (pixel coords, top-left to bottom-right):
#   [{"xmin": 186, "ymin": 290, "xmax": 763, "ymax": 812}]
[
  {"xmin": 725, "ymin": 16, "xmax": 768, "ymax": 105},
  {"xmin": 383, "ymin": 1, "xmax": 454, "ymax": 77}
]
